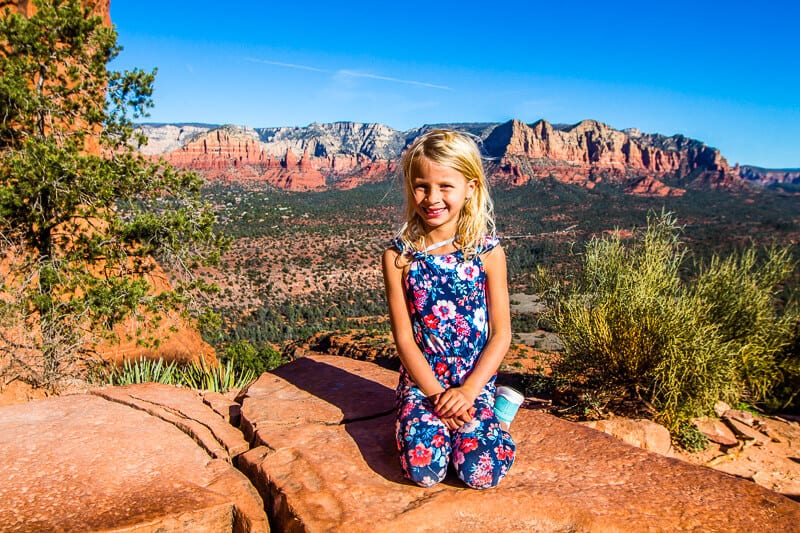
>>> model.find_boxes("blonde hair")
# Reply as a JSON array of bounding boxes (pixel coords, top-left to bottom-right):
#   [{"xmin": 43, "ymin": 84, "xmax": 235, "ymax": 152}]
[{"xmin": 397, "ymin": 129, "xmax": 495, "ymax": 259}]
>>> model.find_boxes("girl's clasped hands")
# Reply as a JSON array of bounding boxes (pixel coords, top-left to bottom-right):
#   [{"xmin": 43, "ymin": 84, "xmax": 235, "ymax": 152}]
[{"xmin": 429, "ymin": 387, "xmax": 477, "ymax": 430}]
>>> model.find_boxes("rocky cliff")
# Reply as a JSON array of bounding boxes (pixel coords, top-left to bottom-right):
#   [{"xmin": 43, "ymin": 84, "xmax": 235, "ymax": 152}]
[
  {"xmin": 482, "ymin": 119, "xmax": 740, "ymax": 193},
  {"xmin": 146, "ymin": 123, "xmax": 398, "ymax": 191},
  {"xmin": 739, "ymin": 165, "xmax": 800, "ymax": 187},
  {"xmin": 141, "ymin": 119, "xmax": 746, "ymax": 196}
]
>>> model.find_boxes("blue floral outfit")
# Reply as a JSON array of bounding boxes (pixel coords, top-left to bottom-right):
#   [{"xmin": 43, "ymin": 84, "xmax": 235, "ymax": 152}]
[{"xmin": 391, "ymin": 236, "xmax": 516, "ymax": 489}]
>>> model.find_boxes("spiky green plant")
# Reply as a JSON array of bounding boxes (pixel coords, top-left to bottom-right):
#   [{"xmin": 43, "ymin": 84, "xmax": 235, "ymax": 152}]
[
  {"xmin": 97, "ymin": 357, "xmax": 181, "ymax": 386},
  {"xmin": 179, "ymin": 357, "xmax": 256, "ymax": 392},
  {"xmin": 91, "ymin": 356, "xmax": 256, "ymax": 392}
]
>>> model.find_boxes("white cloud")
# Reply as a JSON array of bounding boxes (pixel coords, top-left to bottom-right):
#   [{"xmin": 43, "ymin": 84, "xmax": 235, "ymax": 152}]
[{"xmin": 244, "ymin": 57, "xmax": 451, "ymax": 91}]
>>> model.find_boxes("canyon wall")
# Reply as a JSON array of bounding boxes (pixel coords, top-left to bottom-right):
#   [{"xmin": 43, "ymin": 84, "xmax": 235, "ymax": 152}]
[{"xmin": 143, "ymin": 119, "xmax": 743, "ymax": 196}]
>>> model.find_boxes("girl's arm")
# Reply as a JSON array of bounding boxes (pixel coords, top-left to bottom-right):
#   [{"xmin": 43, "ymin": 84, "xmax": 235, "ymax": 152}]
[
  {"xmin": 434, "ymin": 245, "xmax": 512, "ymax": 417},
  {"xmin": 382, "ymin": 248, "xmax": 446, "ymax": 398}
]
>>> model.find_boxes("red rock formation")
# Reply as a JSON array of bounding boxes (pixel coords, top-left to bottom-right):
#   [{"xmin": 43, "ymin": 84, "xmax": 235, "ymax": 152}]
[
  {"xmin": 624, "ymin": 176, "xmax": 686, "ymax": 197},
  {"xmin": 149, "ymin": 119, "xmax": 743, "ymax": 196},
  {"xmin": 2, "ymin": 0, "xmax": 110, "ymax": 24}
]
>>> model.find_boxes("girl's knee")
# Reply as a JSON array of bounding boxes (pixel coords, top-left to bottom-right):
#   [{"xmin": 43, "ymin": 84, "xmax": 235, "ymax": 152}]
[
  {"xmin": 400, "ymin": 442, "xmax": 448, "ymax": 487},
  {"xmin": 405, "ymin": 465, "xmax": 447, "ymax": 487},
  {"xmin": 454, "ymin": 452, "xmax": 513, "ymax": 489},
  {"xmin": 452, "ymin": 426, "xmax": 516, "ymax": 489}
]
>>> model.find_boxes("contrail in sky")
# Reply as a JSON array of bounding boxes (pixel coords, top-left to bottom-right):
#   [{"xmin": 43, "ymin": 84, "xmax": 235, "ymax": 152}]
[{"xmin": 245, "ymin": 58, "xmax": 452, "ymax": 91}]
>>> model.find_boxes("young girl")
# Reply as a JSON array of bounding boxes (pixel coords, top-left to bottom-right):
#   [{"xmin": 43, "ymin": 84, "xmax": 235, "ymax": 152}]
[{"xmin": 382, "ymin": 129, "xmax": 516, "ymax": 489}]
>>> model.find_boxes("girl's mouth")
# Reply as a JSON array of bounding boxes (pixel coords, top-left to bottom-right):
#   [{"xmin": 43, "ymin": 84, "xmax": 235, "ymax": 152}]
[{"xmin": 425, "ymin": 207, "xmax": 446, "ymax": 217}]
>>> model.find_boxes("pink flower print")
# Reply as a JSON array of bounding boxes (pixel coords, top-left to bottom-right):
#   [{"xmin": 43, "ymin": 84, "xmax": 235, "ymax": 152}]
[
  {"xmin": 432, "ymin": 300, "xmax": 456, "ymax": 321},
  {"xmin": 432, "ymin": 254, "xmax": 457, "ymax": 268},
  {"xmin": 478, "ymin": 451, "xmax": 494, "ymax": 470},
  {"xmin": 455, "ymin": 315, "xmax": 470, "ymax": 338},
  {"xmin": 452, "ymin": 448, "xmax": 466, "ymax": 466},
  {"xmin": 420, "ymin": 475, "xmax": 436, "ymax": 487},
  {"xmin": 456, "ymin": 262, "xmax": 480, "ymax": 281},
  {"xmin": 409, "ymin": 443, "xmax": 433, "ymax": 467},
  {"xmin": 479, "ymin": 407, "xmax": 494, "ymax": 420},
  {"xmin": 468, "ymin": 451, "xmax": 495, "ymax": 488},
  {"xmin": 413, "ymin": 289, "xmax": 428, "ymax": 309},
  {"xmin": 432, "ymin": 434, "xmax": 445, "ymax": 447}
]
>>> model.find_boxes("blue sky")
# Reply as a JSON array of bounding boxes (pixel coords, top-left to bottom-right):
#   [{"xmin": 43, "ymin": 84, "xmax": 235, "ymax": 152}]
[{"xmin": 110, "ymin": 1, "xmax": 799, "ymax": 168}]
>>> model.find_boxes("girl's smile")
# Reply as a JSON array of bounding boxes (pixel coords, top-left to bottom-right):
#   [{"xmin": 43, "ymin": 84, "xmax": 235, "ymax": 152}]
[{"xmin": 412, "ymin": 157, "xmax": 475, "ymax": 239}]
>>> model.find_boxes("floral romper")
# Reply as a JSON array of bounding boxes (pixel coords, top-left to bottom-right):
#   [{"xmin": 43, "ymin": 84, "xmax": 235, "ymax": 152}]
[{"xmin": 392, "ymin": 236, "xmax": 516, "ymax": 489}]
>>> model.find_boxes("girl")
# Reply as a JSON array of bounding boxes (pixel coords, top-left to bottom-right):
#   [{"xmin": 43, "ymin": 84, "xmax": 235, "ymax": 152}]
[{"xmin": 382, "ymin": 129, "xmax": 516, "ymax": 489}]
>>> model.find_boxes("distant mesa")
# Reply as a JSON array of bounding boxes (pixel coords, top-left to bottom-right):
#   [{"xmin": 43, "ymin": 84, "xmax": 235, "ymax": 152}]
[{"xmin": 136, "ymin": 119, "xmax": 783, "ymax": 195}]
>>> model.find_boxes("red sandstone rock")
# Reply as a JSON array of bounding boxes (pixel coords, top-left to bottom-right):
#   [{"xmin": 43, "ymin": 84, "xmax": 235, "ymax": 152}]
[
  {"xmin": 624, "ymin": 176, "xmax": 686, "ymax": 197},
  {"xmin": 0, "ymin": 392, "xmax": 268, "ymax": 532},
  {"xmin": 582, "ymin": 418, "xmax": 674, "ymax": 456},
  {"xmin": 204, "ymin": 390, "xmax": 243, "ymax": 426},
  {"xmin": 237, "ymin": 355, "xmax": 800, "ymax": 532},
  {"xmin": 722, "ymin": 408, "xmax": 757, "ymax": 427},
  {"xmin": 693, "ymin": 416, "xmax": 740, "ymax": 446},
  {"xmin": 92, "ymin": 382, "xmax": 250, "ymax": 460},
  {"xmin": 724, "ymin": 417, "xmax": 770, "ymax": 445}
]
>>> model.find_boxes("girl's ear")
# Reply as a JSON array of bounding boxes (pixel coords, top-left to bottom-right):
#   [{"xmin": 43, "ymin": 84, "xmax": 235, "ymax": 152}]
[{"xmin": 466, "ymin": 179, "xmax": 476, "ymax": 198}]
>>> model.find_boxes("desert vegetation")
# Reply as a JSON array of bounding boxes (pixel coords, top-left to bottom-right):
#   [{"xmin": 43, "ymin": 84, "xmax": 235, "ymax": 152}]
[
  {"xmin": 0, "ymin": 0, "xmax": 225, "ymax": 392},
  {"xmin": 535, "ymin": 212, "xmax": 799, "ymax": 441}
]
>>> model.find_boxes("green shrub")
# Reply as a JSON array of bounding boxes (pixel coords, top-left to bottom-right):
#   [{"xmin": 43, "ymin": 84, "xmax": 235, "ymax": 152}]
[
  {"xmin": 219, "ymin": 340, "xmax": 284, "ymax": 375},
  {"xmin": 692, "ymin": 247, "xmax": 797, "ymax": 402},
  {"xmin": 541, "ymin": 212, "xmax": 798, "ymax": 433},
  {"xmin": 676, "ymin": 421, "xmax": 709, "ymax": 452}
]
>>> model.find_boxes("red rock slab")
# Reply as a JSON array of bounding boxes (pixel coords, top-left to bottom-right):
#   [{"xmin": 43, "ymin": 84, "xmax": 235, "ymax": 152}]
[
  {"xmin": 239, "ymin": 355, "xmax": 800, "ymax": 532},
  {"xmin": 582, "ymin": 418, "xmax": 674, "ymax": 456},
  {"xmin": 0, "ymin": 393, "xmax": 268, "ymax": 532},
  {"xmin": 204, "ymin": 390, "xmax": 243, "ymax": 426},
  {"xmin": 92, "ymin": 382, "xmax": 249, "ymax": 459},
  {"xmin": 238, "ymin": 355, "xmax": 397, "ymax": 444},
  {"xmin": 694, "ymin": 416, "xmax": 740, "ymax": 446}
]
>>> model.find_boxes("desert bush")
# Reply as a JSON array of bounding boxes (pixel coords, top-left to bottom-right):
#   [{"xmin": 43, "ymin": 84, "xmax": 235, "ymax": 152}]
[
  {"xmin": 219, "ymin": 339, "xmax": 284, "ymax": 375},
  {"xmin": 541, "ymin": 211, "xmax": 798, "ymax": 432},
  {"xmin": 692, "ymin": 246, "xmax": 798, "ymax": 402}
]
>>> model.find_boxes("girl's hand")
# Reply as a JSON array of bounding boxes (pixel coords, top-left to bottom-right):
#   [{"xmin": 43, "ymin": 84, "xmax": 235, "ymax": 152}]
[
  {"xmin": 434, "ymin": 387, "xmax": 476, "ymax": 419},
  {"xmin": 441, "ymin": 407, "xmax": 476, "ymax": 431}
]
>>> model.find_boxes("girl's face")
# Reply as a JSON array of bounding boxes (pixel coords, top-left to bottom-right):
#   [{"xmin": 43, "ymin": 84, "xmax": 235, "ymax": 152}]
[{"xmin": 411, "ymin": 156, "xmax": 475, "ymax": 237}]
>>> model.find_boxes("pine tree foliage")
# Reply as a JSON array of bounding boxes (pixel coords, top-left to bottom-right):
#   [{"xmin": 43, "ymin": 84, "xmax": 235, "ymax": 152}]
[{"xmin": 0, "ymin": 0, "xmax": 226, "ymax": 389}]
